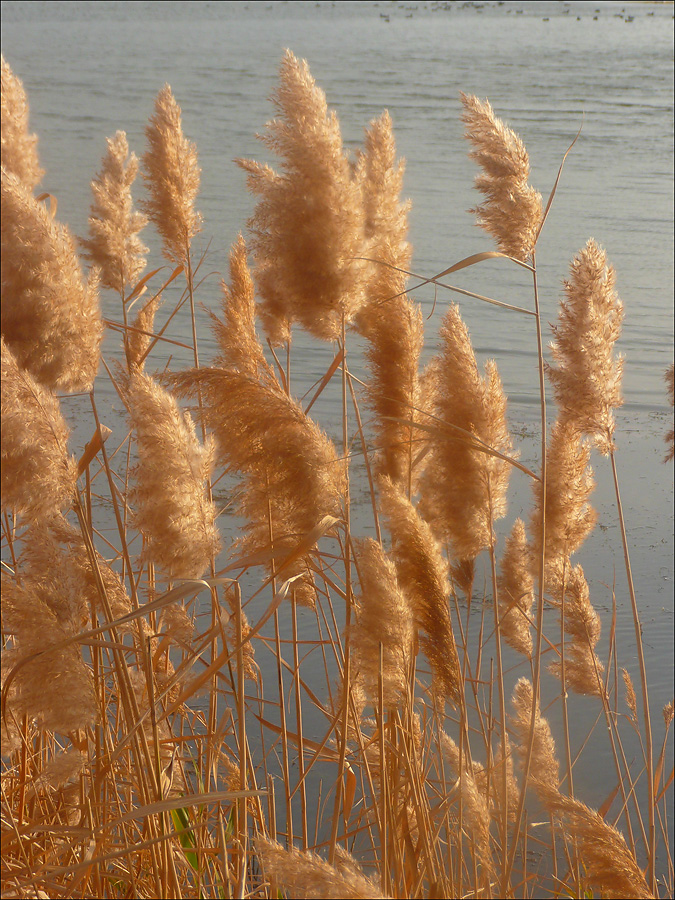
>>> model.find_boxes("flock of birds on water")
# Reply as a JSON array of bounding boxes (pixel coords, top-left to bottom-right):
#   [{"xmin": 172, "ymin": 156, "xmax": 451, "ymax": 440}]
[{"xmin": 373, "ymin": 2, "xmax": 650, "ymax": 22}]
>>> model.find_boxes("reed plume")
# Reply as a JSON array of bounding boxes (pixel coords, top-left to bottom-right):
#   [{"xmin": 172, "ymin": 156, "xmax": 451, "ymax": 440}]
[
  {"xmin": 439, "ymin": 731, "xmax": 495, "ymax": 879},
  {"xmin": 497, "ymin": 518, "xmax": 534, "ymax": 656},
  {"xmin": 665, "ymin": 363, "xmax": 674, "ymax": 462},
  {"xmin": 547, "ymin": 238, "xmax": 624, "ymax": 455},
  {"xmin": 2, "ymin": 575, "xmax": 97, "ymax": 745},
  {"xmin": 530, "ymin": 418, "xmax": 597, "ymax": 574},
  {"xmin": 1, "ymin": 168, "xmax": 102, "ymax": 392},
  {"xmin": 142, "ymin": 84, "xmax": 201, "ymax": 266},
  {"xmin": 211, "ymin": 234, "xmax": 277, "ymax": 385},
  {"xmin": 1, "ymin": 338, "xmax": 77, "ymax": 522},
  {"xmin": 80, "ymin": 130, "xmax": 148, "ymax": 295},
  {"xmin": 510, "ymin": 677, "xmax": 560, "ymax": 791},
  {"xmin": 171, "ymin": 366, "xmax": 346, "ymax": 605},
  {"xmin": 1, "ymin": 55, "xmax": 43, "ymax": 190},
  {"xmin": 548, "ymin": 563, "xmax": 604, "ymax": 696},
  {"xmin": 418, "ymin": 303, "xmax": 513, "ymax": 577},
  {"xmin": 379, "ymin": 475, "xmax": 461, "ymax": 703},
  {"xmin": 460, "ymin": 92, "xmax": 542, "ymax": 262},
  {"xmin": 125, "ymin": 291, "xmax": 161, "ymax": 370},
  {"xmin": 127, "ymin": 369, "xmax": 220, "ymax": 579},
  {"xmin": 354, "ymin": 112, "xmax": 425, "ymax": 489},
  {"xmin": 539, "ymin": 789, "xmax": 654, "ymax": 899},
  {"xmin": 351, "ymin": 538, "xmax": 414, "ymax": 708},
  {"xmin": 256, "ymin": 838, "xmax": 388, "ymax": 900},
  {"xmin": 238, "ymin": 50, "xmax": 367, "ymax": 343}
]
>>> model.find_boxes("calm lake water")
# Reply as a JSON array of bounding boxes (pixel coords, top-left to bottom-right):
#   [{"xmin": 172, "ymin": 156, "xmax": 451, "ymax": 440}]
[{"xmin": 3, "ymin": 0, "xmax": 673, "ymax": 840}]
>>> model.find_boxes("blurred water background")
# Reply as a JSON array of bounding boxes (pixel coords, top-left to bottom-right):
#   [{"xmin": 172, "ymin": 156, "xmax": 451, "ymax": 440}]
[{"xmin": 2, "ymin": 0, "xmax": 673, "ymax": 828}]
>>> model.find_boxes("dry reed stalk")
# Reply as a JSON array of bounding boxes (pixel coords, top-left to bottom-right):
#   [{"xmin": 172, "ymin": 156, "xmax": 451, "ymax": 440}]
[
  {"xmin": 547, "ymin": 563, "xmax": 604, "ymax": 696},
  {"xmin": 1, "ymin": 338, "xmax": 77, "ymax": 522},
  {"xmin": 353, "ymin": 112, "xmax": 425, "ymax": 491},
  {"xmin": 378, "ymin": 475, "xmax": 461, "ymax": 703},
  {"xmin": 80, "ymin": 131, "xmax": 148, "ymax": 295},
  {"xmin": 497, "ymin": 518, "xmax": 534, "ymax": 657},
  {"xmin": 2, "ymin": 575, "xmax": 97, "ymax": 748},
  {"xmin": 1, "ymin": 169, "xmax": 102, "ymax": 392},
  {"xmin": 238, "ymin": 50, "xmax": 367, "ymax": 343},
  {"xmin": 529, "ymin": 418, "xmax": 597, "ymax": 576},
  {"xmin": 665, "ymin": 363, "xmax": 674, "ymax": 462},
  {"xmin": 547, "ymin": 238, "xmax": 624, "ymax": 455},
  {"xmin": 1, "ymin": 55, "xmax": 43, "ymax": 190},
  {"xmin": 256, "ymin": 837, "xmax": 389, "ymax": 899},
  {"xmin": 142, "ymin": 84, "xmax": 201, "ymax": 267},
  {"xmin": 171, "ymin": 366, "xmax": 346, "ymax": 605},
  {"xmin": 460, "ymin": 92, "xmax": 542, "ymax": 262},
  {"xmin": 418, "ymin": 304, "xmax": 513, "ymax": 579},
  {"xmin": 127, "ymin": 368, "xmax": 220, "ymax": 579},
  {"xmin": 351, "ymin": 538, "xmax": 414, "ymax": 709}
]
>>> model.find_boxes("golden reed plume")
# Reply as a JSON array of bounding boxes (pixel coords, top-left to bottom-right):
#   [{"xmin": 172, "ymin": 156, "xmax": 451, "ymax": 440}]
[
  {"xmin": 1, "ymin": 55, "xmax": 43, "ymax": 190},
  {"xmin": 238, "ymin": 50, "xmax": 367, "ymax": 343},
  {"xmin": 127, "ymin": 369, "xmax": 220, "ymax": 579},
  {"xmin": 547, "ymin": 238, "xmax": 624, "ymax": 455},
  {"xmin": 142, "ymin": 84, "xmax": 201, "ymax": 266},
  {"xmin": 80, "ymin": 130, "xmax": 148, "ymax": 295},
  {"xmin": 1, "ymin": 169, "xmax": 102, "ymax": 393},
  {"xmin": 460, "ymin": 92, "xmax": 542, "ymax": 262},
  {"xmin": 1, "ymin": 337, "xmax": 77, "ymax": 522},
  {"xmin": 419, "ymin": 304, "xmax": 513, "ymax": 578}
]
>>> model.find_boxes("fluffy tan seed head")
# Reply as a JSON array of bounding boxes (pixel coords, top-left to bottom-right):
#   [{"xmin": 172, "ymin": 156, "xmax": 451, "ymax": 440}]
[
  {"xmin": 379, "ymin": 475, "xmax": 462, "ymax": 703},
  {"xmin": 238, "ymin": 50, "xmax": 367, "ymax": 343},
  {"xmin": 80, "ymin": 130, "xmax": 148, "ymax": 294},
  {"xmin": 211, "ymin": 234, "xmax": 277, "ymax": 385},
  {"xmin": 547, "ymin": 239, "xmax": 624, "ymax": 455},
  {"xmin": 128, "ymin": 370, "xmax": 220, "ymax": 579},
  {"xmin": 352, "ymin": 538, "xmax": 414, "ymax": 708},
  {"xmin": 419, "ymin": 304, "xmax": 513, "ymax": 566},
  {"xmin": 1, "ymin": 55, "xmax": 43, "ymax": 190},
  {"xmin": 142, "ymin": 84, "xmax": 201, "ymax": 266},
  {"xmin": 256, "ymin": 837, "xmax": 388, "ymax": 899},
  {"xmin": 1, "ymin": 338, "xmax": 77, "ymax": 522},
  {"xmin": 542, "ymin": 791, "xmax": 654, "ymax": 899},
  {"xmin": 460, "ymin": 92, "xmax": 542, "ymax": 262},
  {"xmin": 511, "ymin": 677, "xmax": 560, "ymax": 790},
  {"xmin": 497, "ymin": 518, "xmax": 534, "ymax": 657},
  {"xmin": 530, "ymin": 419, "xmax": 597, "ymax": 573},
  {"xmin": 171, "ymin": 366, "xmax": 347, "ymax": 606},
  {"xmin": 1, "ymin": 168, "xmax": 102, "ymax": 392}
]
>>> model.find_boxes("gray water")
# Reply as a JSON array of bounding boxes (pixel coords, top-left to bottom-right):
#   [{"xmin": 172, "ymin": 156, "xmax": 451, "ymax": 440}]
[{"xmin": 2, "ymin": 0, "xmax": 673, "ymax": 848}]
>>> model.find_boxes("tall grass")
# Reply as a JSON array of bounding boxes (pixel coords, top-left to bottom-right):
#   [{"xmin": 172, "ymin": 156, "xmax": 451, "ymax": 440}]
[{"xmin": 1, "ymin": 50, "xmax": 673, "ymax": 899}]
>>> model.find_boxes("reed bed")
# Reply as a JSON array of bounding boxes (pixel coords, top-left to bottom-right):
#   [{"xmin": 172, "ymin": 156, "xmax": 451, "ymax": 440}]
[{"xmin": 1, "ymin": 51, "xmax": 673, "ymax": 899}]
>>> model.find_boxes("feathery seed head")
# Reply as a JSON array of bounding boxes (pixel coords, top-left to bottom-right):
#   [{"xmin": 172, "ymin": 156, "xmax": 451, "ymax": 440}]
[
  {"xmin": 497, "ymin": 518, "xmax": 534, "ymax": 657},
  {"xmin": 142, "ymin": 84, "xmax": 201, "ymax": 266},
  {"xmin": 1, "ymin": 338, "xmax": 78, "ymax": 522},
  {"xmin": 379, "ymin": 475, "xmax": 462, "ymax": 703},
  {"xmin": 128, "ymin": 370, "xmax": 220, "ymax": 579},
  {"xmin": 547, "ymin": 238, "xmax": 624, "ymax": 455},
  {"xmin": 1, "ymin": 168, "xmax": 102, "ymax": 392},
  {"xmin": 460, "ymin": 92, "xmax": 542, "ymax": 261},
  {"xmin": 511, "ymin": 677, "xmax": 560, "ymax": 790},
  {"xmin": 419, "ymin": 304, "xmax": 513, "ymax": 564},
  {"xmin": 239, "ymin": 50, "xmax": 368, "ymax": 343},
  {"xmin": 80, "ymin": 130, "xmax": 148, "ymax": 294},
  {"xmin": 351, "ymin": 538, "xmax": 414, "ymax": 708},
  {"xmin": 1, "ymin": 55, "xmax": 43, "ymax": 190}
]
